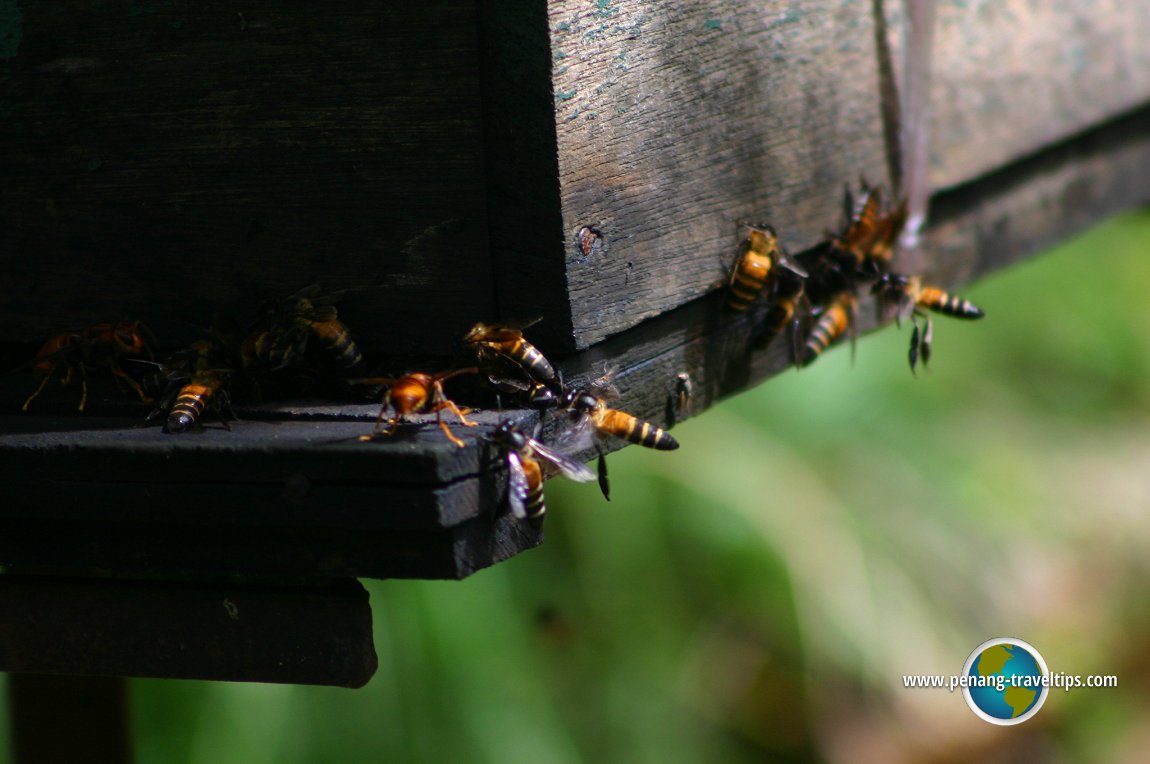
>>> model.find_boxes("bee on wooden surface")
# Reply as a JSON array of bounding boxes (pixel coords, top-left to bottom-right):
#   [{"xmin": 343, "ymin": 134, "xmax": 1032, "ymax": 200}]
[
  {"xmin": 463, "ymin": 319, "xmax": 561, "ymax": 392},
  {"xmin": 801, "ymin": 293, "xmax": 856, "ymax": 367},
  {"xmin": 490, "ymin": 420, "xmax": 596, "ymax": 523},
  {"xmin": 246, "ymin": 285, "xmax": 363, "ymax": 373},
  {"xmin": 872, "ymin": 273, "xmax": 985, "ymax": 374},
  {"xmin": 21, "ymin": 321, "xmax": 152, "ymax": 413},
  {"xmin": 355, "ymin": 369, "xmax": 478, "ymax": 448},
  {"xmin": 726, "ymin": 225, "xmax": 803, "ymax": 313},
  {"xmin": 754, "ymin": 262, "xmax": 810, "ymax": 365},
  {"xmin": 148, "ymin": 339, "xmax": 236, "ymax": 434}
]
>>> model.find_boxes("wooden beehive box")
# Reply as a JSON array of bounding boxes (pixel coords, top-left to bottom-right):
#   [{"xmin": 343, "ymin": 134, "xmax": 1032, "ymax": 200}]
[{"xmin": 1, "ymin": 0, "xmax": 1150, "ymax": 685}]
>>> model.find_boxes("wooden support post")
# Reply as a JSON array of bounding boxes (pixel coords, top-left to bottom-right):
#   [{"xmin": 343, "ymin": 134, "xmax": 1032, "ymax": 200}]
[{"xmin": 6, "ymin": 674, "xmax": 133, "ymax": 764}]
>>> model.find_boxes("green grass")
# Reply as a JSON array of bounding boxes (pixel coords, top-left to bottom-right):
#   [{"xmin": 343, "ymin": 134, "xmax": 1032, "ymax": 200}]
[{"xmin": 5, "ymin": 208, "xmax": 1150, "ymax": 763}]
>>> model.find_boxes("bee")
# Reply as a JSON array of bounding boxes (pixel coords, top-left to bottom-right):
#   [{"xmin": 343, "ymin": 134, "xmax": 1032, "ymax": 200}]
[
  {"xmin": 355, "ymin": 369, "xmax": 478, "ymax": 448},
  {"xmin": 245, "ymin": 285, "xmax": 363, "ymax": 373},
  {"xmin": 754, "ymin": 261, "xmax": 810, "ymax": 364},
  {"xmin": 801, "ymin": 293, "xmax": 856, "ymax": 367},
  {"xmin": 872, "ymin": 273, "xmax": 985, "ymax": 374},
  {"xmin": 148, "ymin": 339, "xmax": 236, "ymax": 434},
  {"xmin": 726, "ymin": 225, "xmax": 792, "ymax": 313},
  {"xmin": 560, "ymin": 371, "xmax": 679, "ymax": 500},
  {"xmin": 22, "ymin": 321, "xmax": 152, "ymax": 413},
  {"xmin": 463, "ymin": 319, "xmax": 561, "ymax": 392},
  {"xmin": 489, "ymin": 420, "xmax": 596, "ymax": 523}
]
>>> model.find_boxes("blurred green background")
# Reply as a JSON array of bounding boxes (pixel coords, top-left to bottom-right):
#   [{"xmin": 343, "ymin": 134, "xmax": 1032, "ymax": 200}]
[{"xmin": 4, "ymin": 208, "xmax": 1150, "ymax": 763}]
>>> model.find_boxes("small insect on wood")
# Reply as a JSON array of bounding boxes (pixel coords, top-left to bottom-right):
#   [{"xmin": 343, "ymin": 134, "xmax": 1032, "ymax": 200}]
[{"xmin": 355, "ymin": 369, "xmax": 478, "ymax": 448}]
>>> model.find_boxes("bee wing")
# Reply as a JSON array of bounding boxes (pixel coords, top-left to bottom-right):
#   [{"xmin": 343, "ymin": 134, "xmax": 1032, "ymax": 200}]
[
  {"xmin": 587, "ymin": 367, "xmax": 621, "ymax": 400},
  {"xmin": 529, "ymin": 439, "xmax": 597, "ymax": 483},
  {"xmin": 776, "ymin": 250, "xmax": 808, "ymax": 279},
  {"xmin": 504, "ymin": 450, "xmax": 530, "ymax": 519}
]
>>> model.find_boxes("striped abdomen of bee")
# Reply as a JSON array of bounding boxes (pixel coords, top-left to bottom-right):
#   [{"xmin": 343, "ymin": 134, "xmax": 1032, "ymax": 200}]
[
  {"xmin": 166, "ymin": 372, "xmax": 227, "ymax": 433},
  {"xmin": 465, "ymin": 323, "xmax": 560, "ymax": 389},
  {"xmin": 802, "ymin": 294, "xmax": 854, "ymax": 366},
  {"xmin": 242, "ymin": 327, "xmax": 306, "ymax": 371},
  {"xmin": 591, "ymin": 404, "xmax": 679, "ymax": 450},
  {"xmin": 915, "ymin": 286, "xmax": 985, "ymax": 319},
  {"xmin": 726, "ymin": 227, "xmax": 779, "ymax": 312},
  {"xmin": 519, "ymin": 457, "xmax": 546, "ymax": 521},
  {"xmin": 308, "ymin": 318, "xmax": 363, "ymax": 369}
]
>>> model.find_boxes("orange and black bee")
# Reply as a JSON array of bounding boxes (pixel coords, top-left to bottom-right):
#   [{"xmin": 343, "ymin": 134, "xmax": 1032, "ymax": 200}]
[
  {"xmin": 22, "ymin": 321, "xmax": 152, "ymax": 412},
  {"xmin": 356, "ymin": 369, "xmax": 478, "ymax": 448},
  {"xmin": 245, "ymin": 285, "xmax": 362, "ymax": 373},
  {"xmin": 872, "ymin": 273, "xmax": 985, "ymax": 374},
  {"xmin": 464, "ymin": 319, "xmax": 560, "ymax": 392},
  {"xmin": 560, "ymin": 371, "xmax": 678, "ymax": 500},
  {"xmin": 801, "ymin": 293, "xmax": 856, "ymax": 367},
  {"xmin": 754, "ymin": 260, "xmax": 810, "ymax": 364},
  {"xmin": 148, "ymin": 339, "xmax": 236, "ymax": 434},
  {"xmin": 726, "ymin": 225, "xmax": 784, "ymax": 312},
  {"xmin": 490, "ymin": 420, "xmax": 595, "ymax": 523}
]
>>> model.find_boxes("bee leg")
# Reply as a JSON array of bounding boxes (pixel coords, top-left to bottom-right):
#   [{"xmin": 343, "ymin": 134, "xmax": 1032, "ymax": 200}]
[
  {"xmin": 440, "ymin": 398, "xmax": 478, "ymax": 428},
  {"xmin": 921, "ymin": 317, "xmax": 933, "ymax": 369},
  {"xmin": 112, "ymin": 364, "xmax": 153, "ymax": 403},
  {"xmin": 597, "ymin": 447, "xmax": 611, "ymax": 501},
  {"xmin": 22, "ymin": 373, "xmax": 54, "ymax": 412},
  {"xmin": 359, "ymin": 393, "xmax": 394, "ymax": 441},
  {"xmin": 77, "ymin": 368, "xmax": 90, "ymax": 412},
  {"xmin": 218, "ymin": 389, "xmax": 237, "ymax": 431},
  {"xmin": 908, "ymin": 316, "xmax": 921, "ymax": 376},
  {"xmin": 431, "ymin": 405, "xmax": 467, "ymax": 449},
  {"xmin": 847, "ymin": 296, "xmax": 859, "ymax": 366}
]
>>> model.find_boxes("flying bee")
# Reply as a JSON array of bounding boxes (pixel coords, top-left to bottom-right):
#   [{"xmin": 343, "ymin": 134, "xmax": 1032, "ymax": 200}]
[
  {"xmin": 355, "ymin": 368, "xmax": 478, "ymax": 448},
  {"xmin": 560, "ymin": 371, "xmax": 679, "ymax": 500},
  {"xmin": 463, "ymin": 319, "xmax": 560, "ymax": 392},
  {"xmin": 801, "ymin": 293, "xmax": 857, "ymax": 367},
  {"xmin": 872, "ymin": 273, "xmax": 985, "ymax": 374},
  {"xmin": 246, "ymin": 284, "xmax": 363, "ymax": 372},
  {"xmin": 489, "ymin": 420, "xmax": 596, "ymax": 523},
  {"xmin": 21, "ymin": 321, "xmax": 152, "ymax": 413},
  {"xmin": 147, "ymin": 339, "xmax": 237, "ymax": 433}
]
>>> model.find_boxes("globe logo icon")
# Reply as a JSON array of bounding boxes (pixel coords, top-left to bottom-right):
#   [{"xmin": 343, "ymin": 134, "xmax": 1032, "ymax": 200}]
[{"xmin": 962, "ymin": 638, "xmax": 1049, "ymax": 725}]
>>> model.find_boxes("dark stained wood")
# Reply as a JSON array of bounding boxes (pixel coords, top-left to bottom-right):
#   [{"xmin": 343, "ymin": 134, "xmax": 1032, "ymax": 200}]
[
  {"xmin": 0, "ymin": 0, "xmax": 1148, "ymax": 587},
  {"xmin": 0, "ymin": 575, "xmax": 377, "ymax": 686},
  {"xmin": 0, "ymin": 0, "xmax": 494, "ymax": 357}
]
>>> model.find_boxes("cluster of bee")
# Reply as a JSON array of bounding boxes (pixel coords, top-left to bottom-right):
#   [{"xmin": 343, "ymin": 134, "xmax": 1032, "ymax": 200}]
[
  {"xmin": 18, "ymin": 181, "xmax": 980, "ymax": 524},
  {"xmin": 359, "ymin": 320, "xmax": 680, "ymax": 522},
  {"xmin": 19, "ymin": 285, "xmax": 364, "ymax": 433},
  {"xmin": 18, "ymin": 292, "xmax": 679, "ymax": 522},
  {"xmin": 727, "ymin": 181, "xmax": 985, "ymax": 372}
]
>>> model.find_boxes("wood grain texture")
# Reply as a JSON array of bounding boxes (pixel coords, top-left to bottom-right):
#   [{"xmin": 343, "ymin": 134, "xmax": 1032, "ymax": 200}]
[
  {"xmin": 0, "ymin": 0, "xmax": 493, "ymax": 356},
  {"xmin": 923, "ymin": 0, "xmax": 1150, "ymax": 189},
  {"xmin": 550, "ymin": 0, "xmax": 1150, "ymax": 348},
  {"xmin": 552, "ymin": 0, "xmax": 892, "ymax": 349}
]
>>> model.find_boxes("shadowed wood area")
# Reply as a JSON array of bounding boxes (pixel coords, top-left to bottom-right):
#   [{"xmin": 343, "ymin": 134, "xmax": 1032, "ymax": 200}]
[{"xmin": 0, "ymin": 0, "xmax": 1147, "ymax": 603}]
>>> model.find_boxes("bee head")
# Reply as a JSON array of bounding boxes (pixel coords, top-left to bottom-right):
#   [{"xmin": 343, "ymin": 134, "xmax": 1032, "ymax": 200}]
[{"xmin": 492, "ymin": 420, "xmax": 527, "ymax": 450}]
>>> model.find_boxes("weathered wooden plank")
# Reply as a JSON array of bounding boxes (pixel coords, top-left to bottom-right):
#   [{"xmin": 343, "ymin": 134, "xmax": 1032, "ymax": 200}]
[
  {"xmin": 552, "ymin": 0, "xmax": 893, "ymax": 349},
  {"xmin": 0, "ymin": 575, "xmax": 378, "ymax": 686},
  {"xmin": 0, "ymin": 0, "xmax": 494, "ymax": 356},
  {"xmin": 923, "ymin": 0, "xmax": 1150, "ymax": 189},
  {"xmin": 552, "ymin": 104, "xmax": 1150, "ymax": 449},
  {"xmin": 550, "ymin": 0, "xmax": 1150, "ymax": 349}
]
